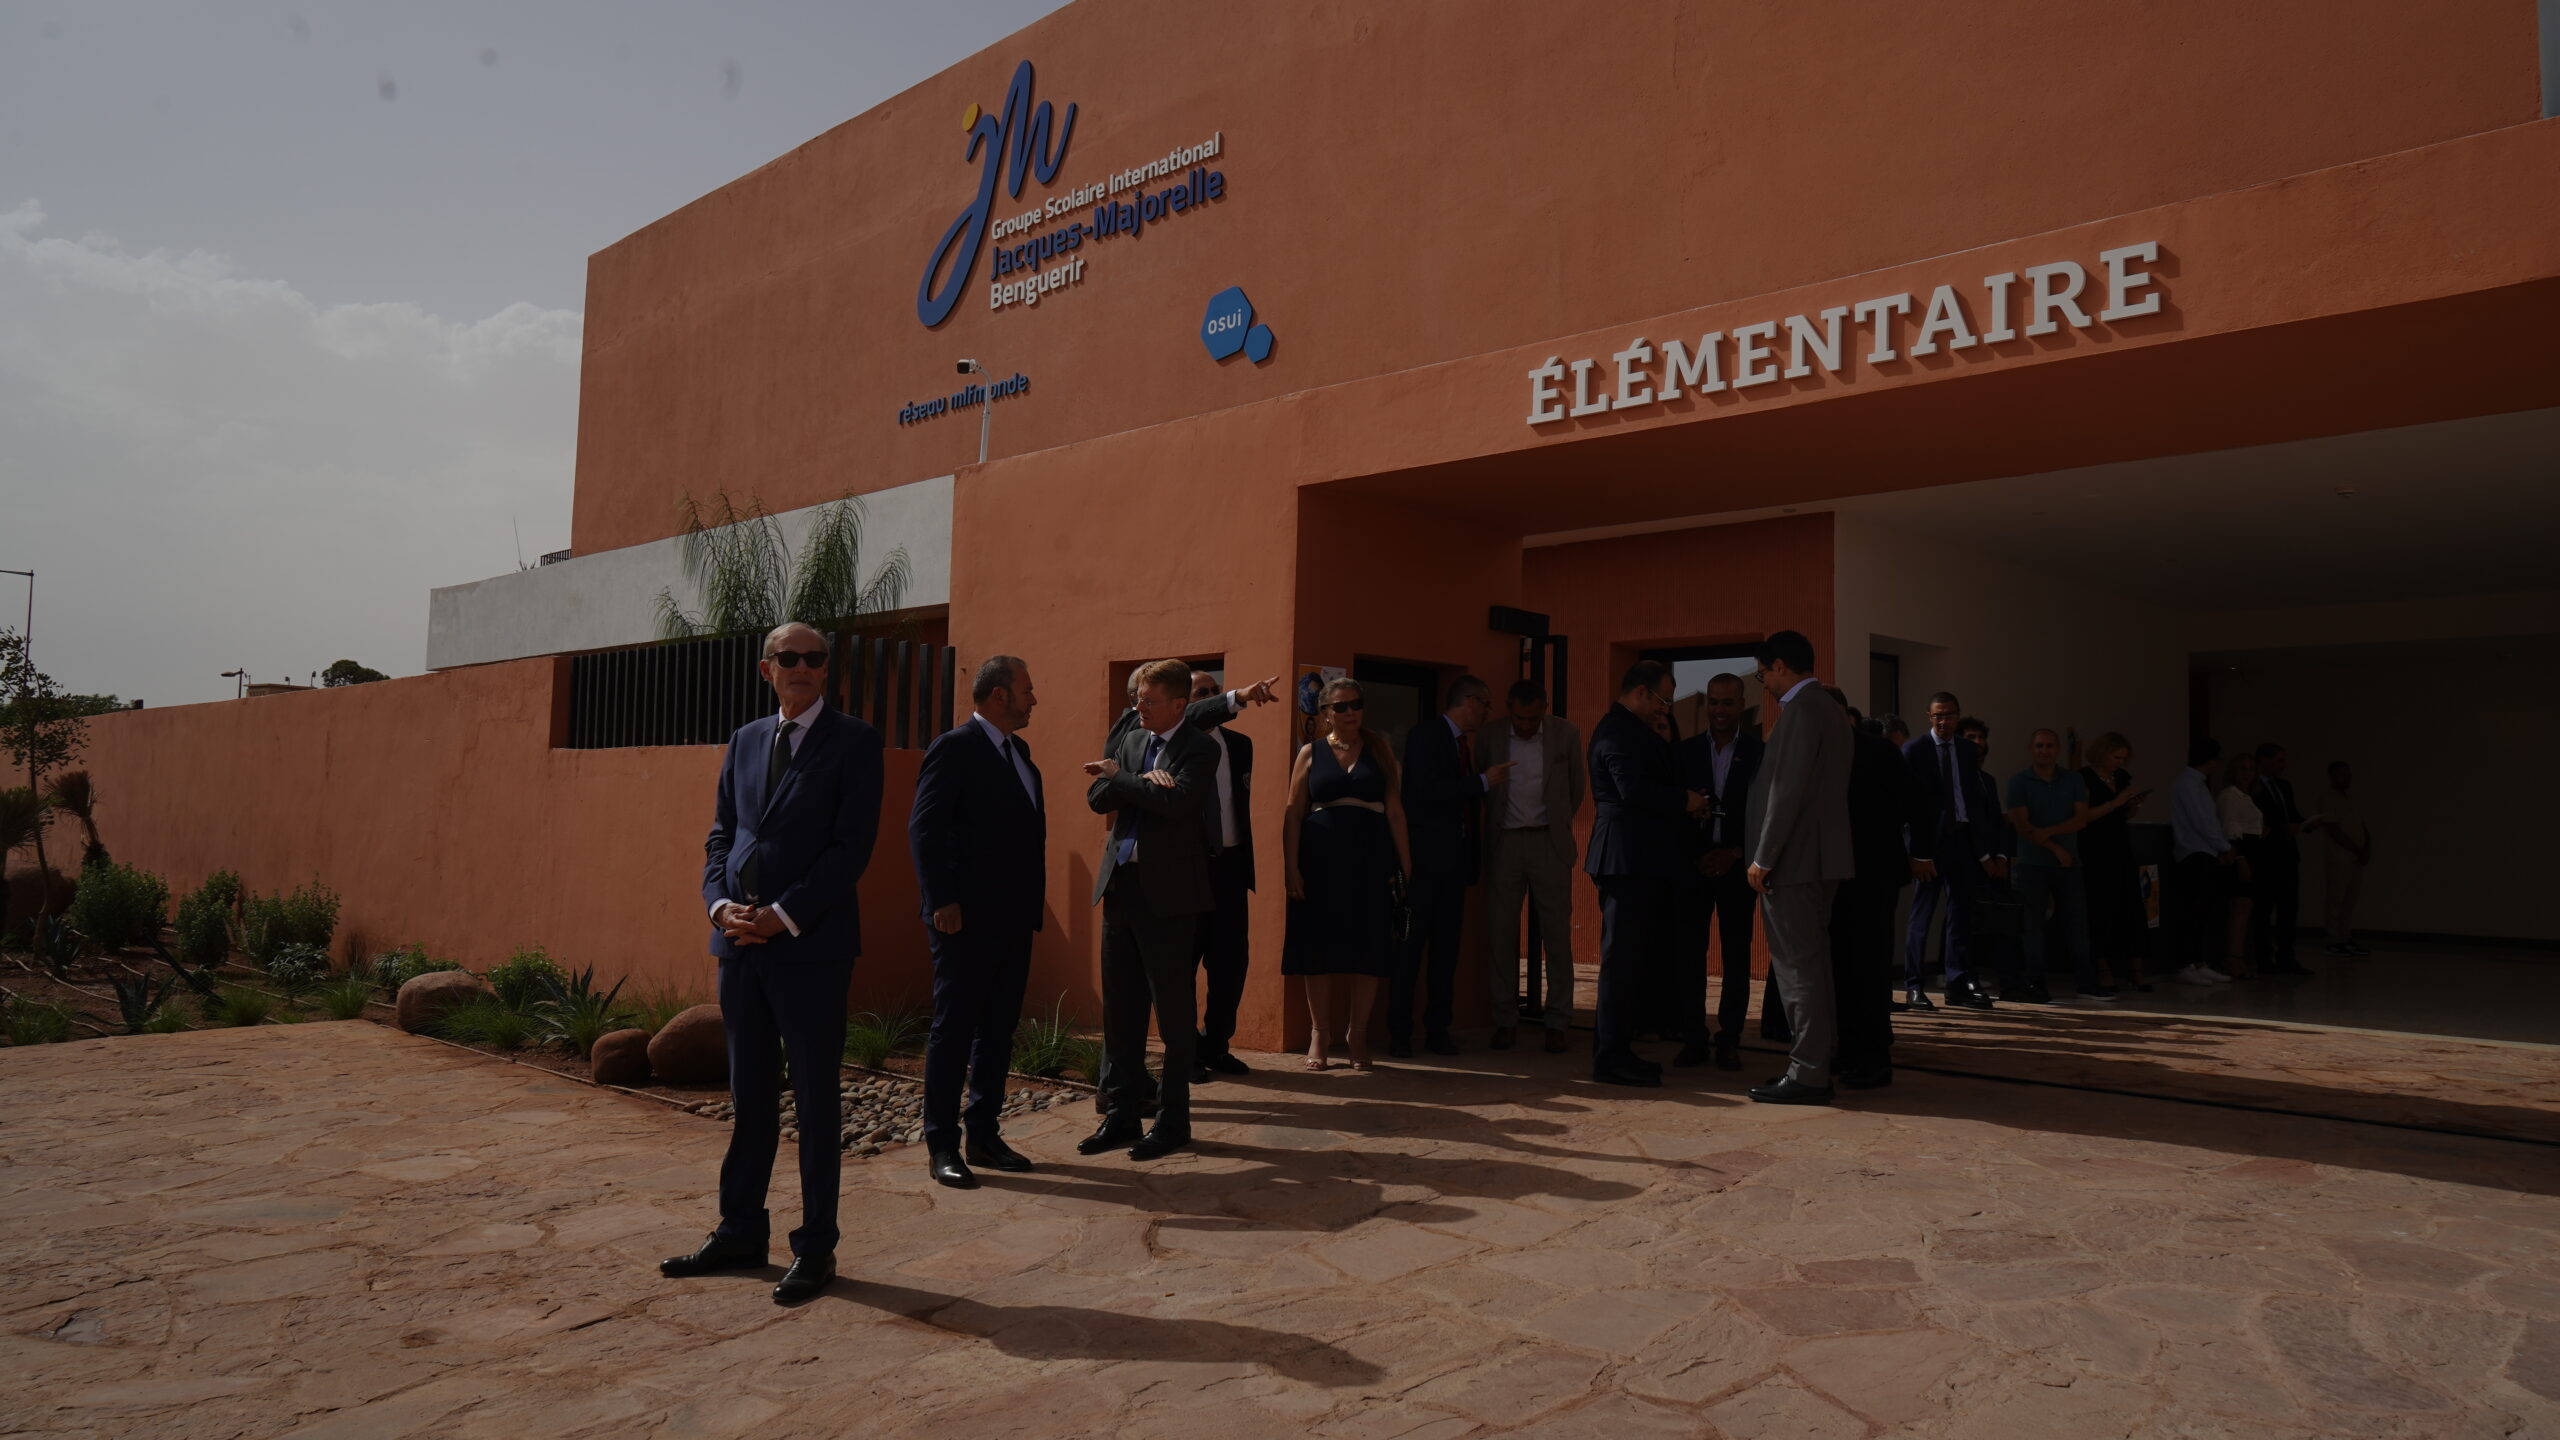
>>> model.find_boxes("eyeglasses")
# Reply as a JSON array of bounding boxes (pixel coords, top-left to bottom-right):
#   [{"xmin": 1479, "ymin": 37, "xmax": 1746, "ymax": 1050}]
[
  {"xmin": 1325, "ymin": 701, "xmax": 1364, "ymax": 714},
  {"xmin": 766, "ymin": 650, "xmax": 829, "ymax": 669}
]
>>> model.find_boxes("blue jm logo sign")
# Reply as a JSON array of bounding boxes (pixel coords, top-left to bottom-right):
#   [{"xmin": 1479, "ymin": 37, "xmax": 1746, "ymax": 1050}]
[{"xmin": 916, "ymin": 61, "xmax": 1077, "ymax": 328}]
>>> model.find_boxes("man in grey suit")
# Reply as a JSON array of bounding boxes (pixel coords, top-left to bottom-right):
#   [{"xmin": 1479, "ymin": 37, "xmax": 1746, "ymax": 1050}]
[
  {"xmin": 1478, "ymin": 679, "xmax": 1586, "ymax": 1054},
  {"xmin": 1081, "ymin": 658, "xmax": 1220, "ymax": 1161},
  {"xmin": 1744, "ymin": 630, "xmax": 1853, "ymax": 1106}
]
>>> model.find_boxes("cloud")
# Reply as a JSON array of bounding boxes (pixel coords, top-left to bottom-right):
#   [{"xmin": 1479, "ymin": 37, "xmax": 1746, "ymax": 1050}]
[{"xmin": 0, "ymin": 200, "xmax": 579, "ymax": 705}]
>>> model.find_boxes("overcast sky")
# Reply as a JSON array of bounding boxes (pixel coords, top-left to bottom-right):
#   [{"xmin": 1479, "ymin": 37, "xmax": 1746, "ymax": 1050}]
[{"xmin": 0, "ymin": 1, "xmax": 1067, "ymax": 706}]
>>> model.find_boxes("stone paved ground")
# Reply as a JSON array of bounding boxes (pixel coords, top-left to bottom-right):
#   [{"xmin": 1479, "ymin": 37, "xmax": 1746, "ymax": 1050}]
[{"xmin": 4, "ymin": 1021, "xmax": 2557, "ymax": 1439}]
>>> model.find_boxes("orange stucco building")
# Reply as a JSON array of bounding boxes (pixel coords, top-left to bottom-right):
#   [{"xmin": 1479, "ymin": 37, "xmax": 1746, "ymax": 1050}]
[{"xmin": 84, "ymin": 1, "xmax": 2560, "ymax": 1042}]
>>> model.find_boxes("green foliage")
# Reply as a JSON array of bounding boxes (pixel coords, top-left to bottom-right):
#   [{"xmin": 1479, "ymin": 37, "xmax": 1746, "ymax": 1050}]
[
  {"xmin": 4, "ymin": 997, "xmax": 75, "ymax": 1045},
  {"xmin": 843, "ymin": 1001, "xmax": 928, "ymax": 1071},
  {"xmin": 535, "ymin": 963, "xmax": 630, "ymax": 1059},
  {"xmin": 1063, "ymin": 1035, "xmax": 1104, "ymax": 1084},
  {"xmin": 321, "ymin": 659, "xmax": 387, "ymax": 687},
  {"xmin": 624, "ymin": 983, "xmax": 702, "ymax": 1035},
  {"xmin": 238, "ymin": 879, "xmax": 339, "ymax": 966},
  {"xmin": 264, "ymin": 941, "xmax": 330, "ymax": 996},
  {"xmin": 30, "ymin": 915, "xmax": 78, "ymax": 980},
  {"xmin": 369, "ymin": 943, "xmax": 462, "ymax": 993},
  {"xmin": 206, "ymin": 984, "xmax": 273, "ymax": 1028},
  {"xmin": 141, "ymin": 1000, "xmax": 189, "ymax": 1034},
  {"xmin": 314, "ymin": 975, "xmax": 375, "ymax": 1021},
  {"xmin": 45, "ymin": 770, "xmax": 104, "ymax": 867},
  {"xmin": 194, "ymin": 870, "xmax": 245, "ymax": 913},
  {"xmin": 66, "ymin": 858, "xmax": 169, "ymax": 950},
  {"xmin": 173, "ymin": 891, "xmax": 231, "ymax": 969},
  {"xmin": 1008, "ymin": 994, "xmax": 1091, "ymax": 1079},
  {"xmin": 0, "ymin": 786, "xmax": 41, "ymax": 859},
  {"xmin": 483, "ymin": 945, "xmax": 566, "ymax": 1012},
  {"xmin": 651, "ymin": 490, "xmax": 909, "ymax": 640},
  {"xmin": 436, "ymin": 995, "xmax": 533, "ymax": 1051},
  {"xmin": 109, "ymin": 970, "xmax": 174, "ymax": 1033},
  {"xmin": 0, "ymin": 627, "xmax": 90, "ymax": 805}
]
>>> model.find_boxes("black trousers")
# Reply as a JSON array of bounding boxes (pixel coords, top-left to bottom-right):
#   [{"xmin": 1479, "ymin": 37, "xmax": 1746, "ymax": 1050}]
[
  {"xmin": 1389, "ymin": 868, "xmax": 1468, "ymax": 1043},
  {"xmin": 2169, "ymin": 852, "xmax": 2226, "ymax": 970},
  {"xmin": 1829, "ymin": 875, "xmax": 1899, "ymax": 1076},
  {"xmin": 1100, "ymin": 865, "xmax": 1199, "ymax": 1133},
  {"xmin": 1594, "ymin": 874, "xmax": 1673, "ymax": 1071},
  {"xmin": 1192, "ymin": 849, "xmax": 1252, "ymax": 1055},
  {"xmin": 714, "ymin": 953, "xmax": 853, "ymax": 1259},
  {"xmin": 920, "ymin": 926, "xmax": 1032, "ymax": 1153},
  {"xmin": 2251, "ymin": 849, "xmax": 2300, "ymax": 961}
]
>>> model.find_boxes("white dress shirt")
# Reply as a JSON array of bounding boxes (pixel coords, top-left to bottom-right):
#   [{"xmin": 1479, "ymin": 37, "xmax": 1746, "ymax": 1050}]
[
  {"xmin": 1708, "ymin": 733, "xmax": 1739, "ymax": 844},
  {"xmin": 1204, "ymin": 724, "xmax": 1239, "ymax": 849},
  {"xmin": 1502, "ymin": 720, "xmax": 1549, "ymax": 828},
  {"xmin": 970, "ymin": 710, "xmax": 1039, "ymax": 804},
  {"xmin": 710, "ymin": 699, "xmax": 824, "ymax": 936}
]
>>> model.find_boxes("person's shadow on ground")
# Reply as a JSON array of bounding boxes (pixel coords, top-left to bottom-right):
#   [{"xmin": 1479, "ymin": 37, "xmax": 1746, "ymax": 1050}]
[{"xmin": 826, "ymin": 1278, "xmax": 1384, "ymax": 1385}]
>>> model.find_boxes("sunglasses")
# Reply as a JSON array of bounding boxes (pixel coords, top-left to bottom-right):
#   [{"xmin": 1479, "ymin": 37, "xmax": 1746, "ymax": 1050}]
[
  {"xmin": 766, "ymin": 650, "xmax": 829, "ymax": 669},
  {"xmin": 1325, "ymin": 700, "xmax": 1364, "ymax": 714}
]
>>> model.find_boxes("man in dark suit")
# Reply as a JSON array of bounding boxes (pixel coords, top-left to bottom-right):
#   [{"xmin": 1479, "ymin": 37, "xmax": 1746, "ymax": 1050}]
[
  {"xmin": 663, "ymin": 621, "xmax": 884, "ymax": 1306},
  {"xmin": 1082, "ymin": 659, "xmax": 1220, "ymax": 1161},
  {"xmin": 909, "ymin": 655, "xmax": 1046, "ymax": 1191},
  {"xmin": 1902, "ymin": 692, "xmax": 1996, "ymax": 1010},
  {"xmin": 2251, "ymin": 742, "xmax": 2313, "ymax": 976},
  {"xmin": 1672, "ymin": 671, "xmax": 1767, "ymax": 1071},
  {"xmin": 1745, "ymin": 631, "xmax": 1852, "ymax": 1106},
  {"xmin": 1960, "ymin": 718, "xmax": 2024, "ymax": 999},
  {"xmin": 1586, "ymin": 661, "xmax": 1709, "ymax": 1087},
  {"xmin": 1827, "ymin": 685, "xmax": 1917, "ymax": 1089},
  {"xmin": 1395, "ymin": 675, "xmax": 1513, "ymax": 1058},
  {"xmin": 1187, "ymin": 667, "xmax": 1257, "ymax": 1080}
]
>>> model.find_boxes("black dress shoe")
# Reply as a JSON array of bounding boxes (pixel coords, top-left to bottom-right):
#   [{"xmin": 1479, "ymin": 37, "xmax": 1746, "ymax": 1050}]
[
  {"xmin": 2005, "ymin": 982, "xmax": 2053, "ymax": 1004},
  {"xmin": 1128, "ymin": 1127, "xmax": 1191, "ymax": 1161},
  {"xmin": 1544, "ymin": 1029, "xmax": 1570, "ymax": 1054},
  {"xmin": 928, "ymin": 1150, "xmax": 978, "ymax": 1189},
  {"xmin": 1189, "ymin": 1062, "xmax": 1214, "ymax": 1085},
  {"xmin": 1630, "ymin": 1053, "xmax": 1664, "ymax": 1076},
  {"xmin": 1489, "ymin": 1025, "xmax": 1517, "ymax": 1051},
  {"xmin": 1425, "ymin": 1033, "xmax": 1460, "ymax": 1056},
  {"xmin": 1838, "ymin": 1064, "xmax": 1894, "ymax": 1090},
  {"xmin": 772, "ymin": 1253, "xmax": 834, "ymax": 1305},
  {"xmin": 1748, "ymin": 1076, "xmax": 1835, "ymax": 1105},
  {"xmin": 1593, "ymin": 1060, "xmax": 1664, "ymax": 1087},
  {"xmin": 1903, "ymin": 988, "xmax": 1935, "ymax": 1011},
  {"xmin": 1387, "ymin": 1039, "xmax": 1415, "ymax": 1059},
  {"xmin": 1947, "ymin": 984, "xmax": 1995, "ymax": 1011},
  {"xmin": 1076, "ymin": 1117, "xmax": 1144, "ymax": 1156},
  {"xmin": 965, "ymin": 1137, "xmax": 1034, "ymax": 1172},
  {"xmin": 1714, "ymin": 1036, "xmax": 1743, "ymax": 1072},
  {"xmin": 1671, "ymin": 1040, "xmax": 1715, "ymax": 1068},
  {"xmin": 1200, "ymin": 1048, "xmax": 1251, "ymax": 1075},
  {"xmin": 659, "ymin": 1231, "xmax": 767, "ymax": 1278}
]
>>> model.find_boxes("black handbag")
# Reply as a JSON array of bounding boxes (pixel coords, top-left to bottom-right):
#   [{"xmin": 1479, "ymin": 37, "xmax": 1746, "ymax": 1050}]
[{"xmin": 1387, "ymin": 870, "xmax": 1414, "ymax": 946}]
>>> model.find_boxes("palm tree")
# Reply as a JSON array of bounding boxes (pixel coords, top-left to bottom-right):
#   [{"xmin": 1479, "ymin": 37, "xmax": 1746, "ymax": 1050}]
[
  {"xmin": 46, "ymin": 770, "xmax": 104, "ymax": 867},
  {"xmin": 652, "ymin": 491, "xmax": 912, "ymax": 640}
]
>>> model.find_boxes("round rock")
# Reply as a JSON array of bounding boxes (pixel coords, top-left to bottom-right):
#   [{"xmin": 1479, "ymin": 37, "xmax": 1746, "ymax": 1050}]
[
  {"xmin": 648, "ymin": 1004, "xmax": 729, "ymax": 1085},
  {"xmin": 394, "ymin": 969, "xmax": 493, "ymax": 1034},
  {"xmin": 589, "ymin": 1027, "xmax": 652, "ymax": 1086}
]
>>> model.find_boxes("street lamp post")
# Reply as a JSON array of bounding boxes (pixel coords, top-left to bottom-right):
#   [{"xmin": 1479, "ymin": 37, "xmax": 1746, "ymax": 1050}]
[
  {"xmin": 0, "ymin": 568, "xmax": 29, "ymax": 651},
  {"xmin": 221, "ymin": 669, "xmax": 248, "ymax": 699}
]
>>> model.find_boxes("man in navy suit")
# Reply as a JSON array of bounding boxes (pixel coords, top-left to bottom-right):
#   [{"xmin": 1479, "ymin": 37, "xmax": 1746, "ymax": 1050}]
[
  {"xmin": 663, "ymin": 621, "xmax": 884, "ymax": 1306},
  {"xmin": 1586, "ymin": 661, "xmax": 1711, "ymax": 1087},
  {"xmin": 1672, "ymin": 671, "xmax": 1768, "ymax": 1071},
  {"xmin": 1901, "ymin": 692, "xmax": 1996, "ymax": 1010},
  {"xmin": 910, "ymin": 655, "xmax": 1046, "ymax": 1191},
  {"xmin": 1395, "ymin": 675, "xmax": 1512, "ymax": 1058}
]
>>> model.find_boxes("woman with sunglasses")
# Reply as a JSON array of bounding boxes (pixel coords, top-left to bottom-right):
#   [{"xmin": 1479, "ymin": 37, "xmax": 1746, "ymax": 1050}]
[{"xmin": 1281, "ymin": 677, "xmax": 1410, "ymax": 1070}]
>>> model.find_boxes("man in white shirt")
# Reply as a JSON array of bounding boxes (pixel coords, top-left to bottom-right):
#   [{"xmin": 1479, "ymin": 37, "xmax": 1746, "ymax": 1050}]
[{"xmin": 1479, "ymin": 680, "xmax": 1585, "ymax": 1054}]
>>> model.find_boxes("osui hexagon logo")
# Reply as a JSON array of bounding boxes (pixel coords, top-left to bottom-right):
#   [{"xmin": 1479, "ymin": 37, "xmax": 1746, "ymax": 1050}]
[{"xmin": 1202, "ymin": 286, "xmax": 1253, "ymax": 361}]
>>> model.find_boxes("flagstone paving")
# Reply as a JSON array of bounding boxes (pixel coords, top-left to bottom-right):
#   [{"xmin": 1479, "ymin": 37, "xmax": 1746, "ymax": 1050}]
[{"xmin": 4, "ymin": 1021, "xmax": 2557, "ymax": 1438}]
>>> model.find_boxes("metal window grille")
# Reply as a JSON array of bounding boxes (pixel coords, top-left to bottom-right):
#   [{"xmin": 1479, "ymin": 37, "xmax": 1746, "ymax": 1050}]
[{"xmin": 564, "ymin": 630, "xmax": 953, "ymax": 750}]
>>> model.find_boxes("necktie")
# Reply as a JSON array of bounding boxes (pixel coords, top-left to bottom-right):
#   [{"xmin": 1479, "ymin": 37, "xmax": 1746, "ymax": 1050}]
[
  {"xmin": 1941, "ymin": 740, "xmax": 1958, "ymax": 825},
  {"xmin": 768, "ymin": 719, "xmax": 797, "ymax": 799},
  {"xmin": 1117, "ymin": 737, "xmax": 1161, "ymax": 864}
]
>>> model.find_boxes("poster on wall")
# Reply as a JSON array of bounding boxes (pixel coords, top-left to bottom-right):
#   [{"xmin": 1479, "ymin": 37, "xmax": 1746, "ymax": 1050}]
[{"xmin": 1295, "ymin": 664, "xmax": 1346, "ymax": 743}]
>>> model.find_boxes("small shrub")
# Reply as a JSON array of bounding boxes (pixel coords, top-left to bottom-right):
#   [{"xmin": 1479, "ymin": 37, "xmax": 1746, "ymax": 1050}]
[
  {"xmin": 1009, "ymin": 995, "xmax": 1087, "ymax": 1078},
  {"xmin": 142, "ymin": 1001, "xmax": 189, "ymax": 1034},
  {"xmin": 437, "ymin": 995, "xmax": 533, "ymax": 1051},
  {"xmin": 535, "ymin": 964, "xmax": 630, "ymax": 1059},
  {"xmin": 173, "ymin": 891, "xmax": 230, "ymax": 968},
  {"xmin": 4, "ymin": 998, "xmax": 76, "ymax": 1045},
  {"xmin": 194, "ymin": 869, "xmax": 245, "ymax": 913},
  {"xmin": 1063, "ymin": 1035, "xmax": 1104, "ymax": 1084},
  {"xmin": 239, "ymin": 879, "xmax": 339, "ymax": 966},
  {"xmin": 315, "ymin": 975, "xmax": 374, "ymax": 1021},
  {"xmin": 206, "ymin": 984, "xmax": 273, "ymax": 1028},
  {"xmin": 625, "ymin": 983, "xmax": 701, "ymax": 1035},
  {"xmin": 844, "ymin": 1002, "xmax": 927, "ymax": 1071},
  {"xmin": 66, "ymin": 859, "xmax": 170, "ymax": 951},
  {"xmin": 264, "ymin": 941, "xmax": 330, "ymax": 996},
  {"xmin": 370, "ymin": 944, "xmax": 462, "ymax": 993},
  {"xmin": 483, "ymin": 946, "xmax": 566, "ymax": 1012},
  {"xmin": 110, "ymin": 971, "xmax": 175, "ymax": 1034}
]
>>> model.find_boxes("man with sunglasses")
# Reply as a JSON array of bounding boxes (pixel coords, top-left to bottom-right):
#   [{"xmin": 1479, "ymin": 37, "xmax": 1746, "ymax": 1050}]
[{"xmin": 666, "ymin": 622, "xmax": 885, "ymax": 1305}]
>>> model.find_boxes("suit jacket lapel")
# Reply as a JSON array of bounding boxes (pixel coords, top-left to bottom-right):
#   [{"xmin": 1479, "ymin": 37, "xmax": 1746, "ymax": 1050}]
[
  {"xmin": 741, "ymin": 715, "xmax": 775, "ymax": 822},
  {"xmin": 761, "ymin": 708, "xmax": 831, "ymax": 823}
]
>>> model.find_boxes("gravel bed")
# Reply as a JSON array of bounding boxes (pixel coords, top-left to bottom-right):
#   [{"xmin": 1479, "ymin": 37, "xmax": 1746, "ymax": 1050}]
[{"xmin": 684, "ymin": 1073, "xmax": 1061, "ymax": 1156}]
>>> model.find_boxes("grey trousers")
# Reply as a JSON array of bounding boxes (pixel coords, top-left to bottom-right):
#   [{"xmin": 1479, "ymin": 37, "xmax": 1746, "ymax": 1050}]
[
  {"xmin": 1762, "ymin": 879, "xmax": 1839, "ymax": 1086},
  {"xmin": 1486, "ymin": 828, "xmax": 1575, "ymax": 1028}
]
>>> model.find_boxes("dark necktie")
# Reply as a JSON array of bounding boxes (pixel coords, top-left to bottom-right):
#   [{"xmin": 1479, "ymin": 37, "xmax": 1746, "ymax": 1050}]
[
  {"xmin": 1940, "ymin": 740, "xmax": 1958, "ymax": 824},
  {"xmin": 768, "ymin": 719, "xmax": 797, "ymax": 798}
]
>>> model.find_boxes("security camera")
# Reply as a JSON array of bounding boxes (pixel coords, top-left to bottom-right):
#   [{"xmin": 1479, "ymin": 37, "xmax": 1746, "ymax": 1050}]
[{"xmin": 956, "ymin": 358, "xmax": 983, "ymax": 376}]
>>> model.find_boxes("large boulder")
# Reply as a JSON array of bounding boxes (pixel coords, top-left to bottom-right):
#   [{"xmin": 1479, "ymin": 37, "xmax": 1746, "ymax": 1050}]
[
  {"xmin": 648, "ymin": 1005, "xmax": 728, "ymax": 1085},
  {"xmin": 395, "ymin": 969, "xmax": 492, "ymax": 1034},
  {"xmin": 590, "ymin": 1028, "xmax": 652, "ymax": 1087}
]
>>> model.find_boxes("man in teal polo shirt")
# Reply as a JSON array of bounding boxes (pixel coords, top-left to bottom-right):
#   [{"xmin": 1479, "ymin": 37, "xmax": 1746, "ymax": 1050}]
[{"xmin": 2004, "ymin": 728, "xmax": 2107, "ymax": 1002}]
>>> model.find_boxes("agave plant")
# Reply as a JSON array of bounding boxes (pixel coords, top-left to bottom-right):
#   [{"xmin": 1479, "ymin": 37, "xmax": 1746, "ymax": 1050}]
[
  {"xmin": 651, "ymin": 490, "xmax": 912, "ymax": 640},
  {"xmin": 44, "ymin": 770, "xmax": 104, "ymax": 868},
  {"xmin": 534, "ymin": 963, "xmax": 630, "ymax": 1059},
  {"xmin": 110, "ymin": 970, "xmax": 173, "ymax": 1034}
]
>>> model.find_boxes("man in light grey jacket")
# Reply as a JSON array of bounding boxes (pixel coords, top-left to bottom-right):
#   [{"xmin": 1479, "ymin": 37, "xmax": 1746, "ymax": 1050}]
[
  {"xmin": 1478, "ymin": 679, "xmax": 1587, "ymax": 1052},
  {"xmin": 1745, "ymin": 630, "xmax": 1854, "ymax": 1105}
]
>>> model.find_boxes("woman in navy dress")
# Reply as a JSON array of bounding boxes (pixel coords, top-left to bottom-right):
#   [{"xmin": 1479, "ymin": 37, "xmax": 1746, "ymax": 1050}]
[{"xmin": 1283, "ymin": 677, "xmax": 1410, "ymax": 1071}]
